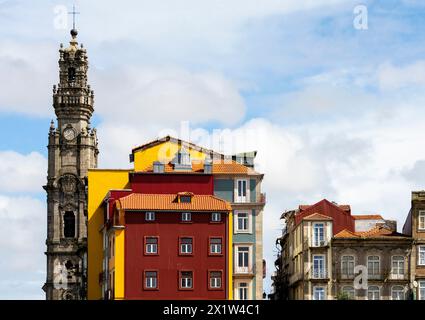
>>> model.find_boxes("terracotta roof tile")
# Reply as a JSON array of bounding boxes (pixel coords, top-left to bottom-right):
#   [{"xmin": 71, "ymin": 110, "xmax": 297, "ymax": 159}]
[
  {"xmin": 352, "ymin": 214, "xmax": 384, "ymax": 220},
  {"xmin": 334, "ymin": 226, "xmax": 408, "ymax": 239},
  {"xmin": 116, "ymin": 193, "xmax": 232, "ymax": 212}
]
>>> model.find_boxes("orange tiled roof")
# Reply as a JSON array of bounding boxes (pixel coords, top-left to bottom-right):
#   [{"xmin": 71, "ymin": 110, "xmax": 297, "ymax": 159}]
[
  {"xmin": 352, "ymin": 214, "xmax": 384, "ymax": 220},
  {"xmin": 116, "ymin": 193, "xmax": 232, "ymax": 212},
  {"xmin": 299, "ymin": 203, "xmax": 350, "ymax": 212},
  {"xmin": 303, "ymin": 213, "xmax": 334, "ymax": 221},
  {"xmin": 334, "ymin": 226, "xmax": 408, "ymax": 239},
  {"xmin": 140, "ymin": 160, "xmax": 252, "ymax": 175}
]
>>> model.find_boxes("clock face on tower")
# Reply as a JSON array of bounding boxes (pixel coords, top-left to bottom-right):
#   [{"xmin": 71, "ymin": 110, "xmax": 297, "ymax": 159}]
[{"xmin": 63, "ymin": 127, "xmax": 76, "ymax": 141}]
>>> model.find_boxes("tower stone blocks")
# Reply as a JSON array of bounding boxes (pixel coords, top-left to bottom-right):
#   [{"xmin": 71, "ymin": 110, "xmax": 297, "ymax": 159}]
[{"xmin": 43, "ymin": 30, "xmax": 98, "ymax": 300}]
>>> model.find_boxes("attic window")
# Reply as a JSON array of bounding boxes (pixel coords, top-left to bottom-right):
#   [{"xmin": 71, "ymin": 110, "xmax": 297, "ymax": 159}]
[{"xmin": 180, "ymin": 196, "xmax": 192, "ymax": 203}]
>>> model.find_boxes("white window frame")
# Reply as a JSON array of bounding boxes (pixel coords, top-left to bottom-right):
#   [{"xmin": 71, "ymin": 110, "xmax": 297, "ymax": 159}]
[
  {"xmin": 367, "ymin": 286, "xmax": 380, "ymax": 300},
  {"xmin": 313, "ymin": 286, "xmax": 326, "ymax": 300},
  {"xmin": 235, "ymin": 179, "xmax": 250, "ymax": 203},
  {"xmin": 391, "ymin": 285, "xmax": 405, "ymax": 300},
  {"xmin": 419, "ymin": 246, "xmax": 425, "ymax": 266},
  {"xmin": 419, "ymin": 211, "xmax": 425, "ymax": 230},
  {"xmin": 211, "ymin": 212, "xmax": 221, "ymax": 222},
  {"xmin": 235, "ymin": 245, "xmax": 251, "ymax": 274},
  {"xmin": 180, "ymin": 271, "xmax": 193, "ymax": 289},
  {"xmin": 234, "ymin": 211, "xmax": 251, "ymax": 233},
  {"xmin": 419, "ymin": 280, "xmax": 425, "ymax": 300},
  {"xmin": 391, "ymin": 256, "xmax": 405, "ymax": 279},
  {"xmin": 180, "ymin": 238, "xmax": 193, "ymax": 254},
  {"xmin": 313, "ymin": 222, "xmax": 325, "ymax": 247},
  {"xmin": 145, "ymin": 271, "xmax": 158, "ymax": 289},
  {"xmin": 181, "ymin": 212, "xmax": 192, "ymax": 222},
  {"xmin": 312, "ymin": 254, "xmax": 326, "ymax": 279},
  {"xmin": 209, "ymin": 272, "xmax": 222, "ymax": 289},
  {"xmin": 341, "ymin": 255, "xmax": 355, "ymax": 277},
  {"xmin": 145, "ymin": 237, "xmax": 158, "ymax": 254},
  {"xmin": 145, "ymin": 211, "xmax": 155, "ymax": 221},
  {"xmin": 367, "ymin": 255, "xmax": 380, "ymax": 277},
  {"xmin": 236, "ymin": 282, "xmax": 249, "ymax": 300},
  {"xmin": 210, "ymin": 238, "xmax": 222, "ymax": 254}
]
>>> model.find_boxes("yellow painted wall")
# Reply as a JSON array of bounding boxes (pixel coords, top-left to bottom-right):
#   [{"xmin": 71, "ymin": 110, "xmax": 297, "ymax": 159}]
[
  {"xmin": 87, "ymin": 169, "xmax": 131, "ymax": 300},
  {"xmin": 133, "ymin": 141, "xmax": 207, "ymax": 171},
  {"xmin": 114, "ymin": 227, "xmax": 125, "ymax": 300}
]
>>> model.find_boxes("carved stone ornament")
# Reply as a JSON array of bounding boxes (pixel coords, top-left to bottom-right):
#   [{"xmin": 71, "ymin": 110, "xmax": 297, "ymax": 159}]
[{"xmin": 60, "ymin": 174, "xmax": 77, "ymax": 194}]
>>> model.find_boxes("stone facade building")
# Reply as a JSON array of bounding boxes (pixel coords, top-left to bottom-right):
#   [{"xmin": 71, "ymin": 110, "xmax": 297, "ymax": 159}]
[
  {"xmin": 42, "ymin": 29, "xmax": 98, "ymax": 300},
  {"xmin": 403, "ymin": 191, "xmax": 425, "ymax": 299},
  {"xmin": 271, "ymin": 199, "xmax": 414, "ymax": 300}
]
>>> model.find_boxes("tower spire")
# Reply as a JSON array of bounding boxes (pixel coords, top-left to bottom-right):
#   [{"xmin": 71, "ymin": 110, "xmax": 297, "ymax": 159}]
[{"xmin": 68, "ymin": 5, "xmax": 80, "ymax": 36}]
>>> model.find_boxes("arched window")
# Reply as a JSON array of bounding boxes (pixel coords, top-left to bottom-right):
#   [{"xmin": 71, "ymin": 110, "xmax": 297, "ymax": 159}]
[
  {"xmin": 367, "ymin": 256, "xmax": 380, "ymax": 277},
  {"xmin": 391, "ymin": 256, "xmax": 405, "ymax": 279},
  {"xmin": 64, "ymin": 211, "xmax": 75, "ymax": 238},
  {"xmin": 368, "ymin": 286, "xmax": 380, "ymax": 300},
  {"xmin": 391, "ymin": 285, "xmax": 405, "ymax": 300},
  {"xmin": 341, "ymin": 255, "xmax": 355, "ymax": 277},
  {"xmin": 68, "ymin": 67, "xmax": 76, "ymax": 82}
]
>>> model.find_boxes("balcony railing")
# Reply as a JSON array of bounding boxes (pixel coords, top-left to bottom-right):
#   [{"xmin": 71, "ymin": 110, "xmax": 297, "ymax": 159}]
[
  {"xmin": 235, "ymin": 265, "xmax": 255, "ymax": 275},
  {"xmin": 388, "ymin": 273, "xmax": 408, "ymax": 280},
  {"xmin": 310, "ymin": 269, "xmax": 328, "ymax": 279}
]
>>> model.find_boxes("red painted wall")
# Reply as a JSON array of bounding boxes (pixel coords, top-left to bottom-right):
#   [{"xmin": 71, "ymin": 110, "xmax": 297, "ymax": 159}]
[
  {"xmin": 107, "ymin": 190, "xmax": 132, "ymax": 222},
  {"xmin": 124, "ymin": 211, "xmax": 228, "ymax": 300},
  {"xmin": 295, "ymin": 199, "xmax": 355, "ymax": 234},
  {"xmin": 130, "ymin": 173, "xmax": 214, "ymax": 195}
]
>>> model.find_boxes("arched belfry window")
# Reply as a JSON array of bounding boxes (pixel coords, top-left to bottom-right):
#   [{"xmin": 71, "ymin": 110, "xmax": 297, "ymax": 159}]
[
  {"xmin": 64, "ymin": 211, "xmax": 75, "ymax": 238},
  {"xmin": 68, "ymin": 67, "xmax": 76, "ymax": 82}
]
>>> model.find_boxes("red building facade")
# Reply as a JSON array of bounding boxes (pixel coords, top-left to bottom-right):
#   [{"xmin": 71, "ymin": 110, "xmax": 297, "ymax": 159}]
[{"xmin": 104, "ymin": 171, "xmax": 232, "ymax": 299}]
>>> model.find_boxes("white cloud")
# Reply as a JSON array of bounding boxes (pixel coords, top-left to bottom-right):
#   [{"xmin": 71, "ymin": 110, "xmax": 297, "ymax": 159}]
[
  {"xmin": 93, "ymin": 67, "xmax": 246, "ymax": 128},
  {"xmin": 0, "ymin": 195, "xmax": 45, "ymax": 299},
  {"xmin": 0, "ymin": 151, "xmax": 47, "ymax": 193},
  {"xmin": 378, "ymin": 61, "xmax": 425, "ymax": 90}
]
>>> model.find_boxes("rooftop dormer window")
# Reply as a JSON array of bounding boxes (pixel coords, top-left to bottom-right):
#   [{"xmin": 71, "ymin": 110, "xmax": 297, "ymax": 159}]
[
  {"xmin": 177, "ymin": 192, "xmax": 194, "ymax": 203},
  {"xmin": 172, "ymin": 146, "xmax": 192, "ymax": 171}
]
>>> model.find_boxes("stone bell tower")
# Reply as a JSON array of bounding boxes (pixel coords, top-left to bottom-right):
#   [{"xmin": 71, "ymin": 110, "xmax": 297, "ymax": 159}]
[{"xmin": 43, "ymin": 28, "xmax": 98, "ymax": 300}]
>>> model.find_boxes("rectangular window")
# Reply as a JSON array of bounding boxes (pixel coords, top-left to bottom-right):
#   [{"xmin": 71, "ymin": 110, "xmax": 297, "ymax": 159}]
[
  {"xmin": 236, "ymin": 247, "xmax": 250, "ymax": 273},
  {"xmin": 145, "ymin": 271, "xmax": 158, "ymax": 289},
  {"xmin": 419, "ymin": 281, "xmax": 425, "ymax": 300},
  {"xmin": 238, "ymin": 282, "xmax": 248, "ymax": 300},
  {"xmin": 210, "ymin": 238, "xmax": 222, "ymax": 254},
  {"xmin": 419, "ymin": 211, "xmax": 425, "ymax": 230},
  {"xmin": 419, "ymin": 246, "xmax": 425, "ymax": 266},
  {"xmin": 145, "ymin": 237, "xmax": 158, "ymax": 254},
  {"xmin": 236, "ymin": 212, "xmax": 249, "ymax": 232},
  {"xmin": 313, "ymin": 286, "xmax": 326, "ymax": 300},
  {"xmin": 313, "ymin": 223, "xmax": 325, "ymax": 246},
  {"xmin": 211, "ymin": 212, "xmax": 221, "ymax": 222},
  {"xmin": 180, "ymin": 237, "xmax": 193, "ymax": 254},
  {"xmin": 236, "ymin": 179, "xmax": 248, "ymax": 203},
  {"xmin": 180, "ymin": 271, "xmax": 193, "ymax": 289},
  {"xmin": 367, "ymin": 256, "xmax": 380, "ymax": 276},
  {"xmin": 181, "ymin": 212, "xmax": 192, "ymax": 222},
  {"xmin": 145, "ymin": 212, "xmax": 155, "ymax": 221},
  {"xmin": 312, "ymin": 255, "xmax": 326, "ymax": 278},
  {"xmin": 180, "ymin": 196, "xmax": 191, "ymax": 203},
  {"xmin": 209, "ymin": 271, "xmax": 222, "ymax": 289}
]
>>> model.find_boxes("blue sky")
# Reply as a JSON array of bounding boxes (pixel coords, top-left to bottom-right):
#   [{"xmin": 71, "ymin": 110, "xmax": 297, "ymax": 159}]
[{"xmin": 1, "ymin": 0, "xmax": 425, "ymax": 299}]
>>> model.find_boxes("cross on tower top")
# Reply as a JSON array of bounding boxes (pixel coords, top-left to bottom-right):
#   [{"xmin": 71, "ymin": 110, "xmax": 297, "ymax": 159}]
[{"xmin": 68, "ymin": 5, "xmax": 80, "ymax": 31}]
